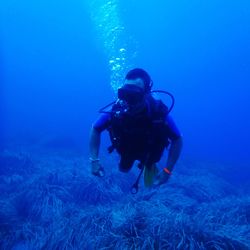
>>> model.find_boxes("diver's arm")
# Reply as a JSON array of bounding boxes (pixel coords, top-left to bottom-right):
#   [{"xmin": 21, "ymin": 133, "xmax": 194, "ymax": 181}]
[
  {"xmin": 89, "ymin": 127, "xmax": 104, "ymax": 176},
  {"xmin": 154, "ymin": 114, "xmax": 183, "ymax": 186},
  {"xmin": 90, "ymin": 113, "xmax": 111, "ymax": 159},
  {"xmin": 89, "ymin": 126, "xmax": 101, "ymax": 160},
  {"xmin": 166, "ymin": 136, "xmax": 183, "ymax": 172},
  {"xmin": 89, "ymin": 113, "xmax": 111, "ymax": 177},
  {"xmin": 164, "ymin": 115, "xmax": 183, "ymax": 172},
  {"xmin": 154, "ymin": 136, "xmax": 183, "ymax": 186}
]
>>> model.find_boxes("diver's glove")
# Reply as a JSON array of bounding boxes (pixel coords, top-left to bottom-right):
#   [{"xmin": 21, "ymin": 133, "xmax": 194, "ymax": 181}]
[
  {"xmin": 154, "ymin": 168, "xmax": 171, "ymax": 187},
  {"xmin": 90, "ymin": 158, "xmax": 105, "ymax": 177}
]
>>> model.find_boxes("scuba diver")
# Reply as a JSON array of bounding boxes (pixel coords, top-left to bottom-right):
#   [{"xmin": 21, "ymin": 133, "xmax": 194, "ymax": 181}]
[{"xmin": 89, "ymin": 68, "xmax": 183, "ymax": 192}]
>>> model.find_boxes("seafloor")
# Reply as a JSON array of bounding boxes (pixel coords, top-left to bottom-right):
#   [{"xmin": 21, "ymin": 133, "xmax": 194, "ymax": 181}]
[{"xmin": 0, "ymin": 149, "xmax": 249, "ymax": 250}]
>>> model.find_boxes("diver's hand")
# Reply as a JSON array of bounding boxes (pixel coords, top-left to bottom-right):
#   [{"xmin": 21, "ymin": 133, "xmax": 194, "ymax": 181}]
[
  {"xmin": 90, "ymin": 159, "xmax": 105, "ymax": 177},
  {"xmin": 153, "ymin": 169, "xmax": 171, "ymax": 187}
]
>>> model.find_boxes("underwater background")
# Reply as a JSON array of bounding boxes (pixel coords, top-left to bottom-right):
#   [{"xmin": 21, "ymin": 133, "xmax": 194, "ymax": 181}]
[{"xmin": 1, "ymin": 0, "xmax": 250, "ymax": 249}]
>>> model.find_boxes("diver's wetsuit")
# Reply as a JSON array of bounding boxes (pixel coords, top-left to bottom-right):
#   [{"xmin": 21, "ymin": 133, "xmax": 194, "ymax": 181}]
[{"xmin": 93, "ymin": 111, "xmax": 181, "ymax": 172}]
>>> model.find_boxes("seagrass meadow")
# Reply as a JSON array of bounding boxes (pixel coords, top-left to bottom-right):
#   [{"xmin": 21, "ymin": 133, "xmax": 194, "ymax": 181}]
[
  {"xmin": 1, "ymin": 0, "xmax": 250, "ymax": 249},
  {"xmin": 0, "ymin": 150, "xmax": 249, "ymax": 249}
]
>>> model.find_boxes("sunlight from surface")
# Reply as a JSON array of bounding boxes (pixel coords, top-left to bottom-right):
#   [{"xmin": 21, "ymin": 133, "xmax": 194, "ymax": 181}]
[{"xmin": 87, "ymin": 0, "xmax": 138, "ymax": 91}]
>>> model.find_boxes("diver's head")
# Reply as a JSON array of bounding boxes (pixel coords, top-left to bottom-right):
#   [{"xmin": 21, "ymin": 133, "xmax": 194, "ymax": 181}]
[
  {"xmin": 118, "ymin": 68, "xmax": 152, "ymax": 106},
  {"xmin": 124, "ymin": 68, "xmax": 153, "ymax": 93}
]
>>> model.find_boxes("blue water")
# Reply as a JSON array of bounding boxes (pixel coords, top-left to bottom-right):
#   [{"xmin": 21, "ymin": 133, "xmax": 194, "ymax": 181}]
[{"xmin": 1, "ymin": 0, "xmax": 250, "ymax": 249}]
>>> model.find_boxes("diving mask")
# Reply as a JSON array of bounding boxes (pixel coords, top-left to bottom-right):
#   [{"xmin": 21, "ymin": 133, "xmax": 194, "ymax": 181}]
[{"xmin": 118, "ymin": 84, "xmax": 145, "ymax": 105}]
